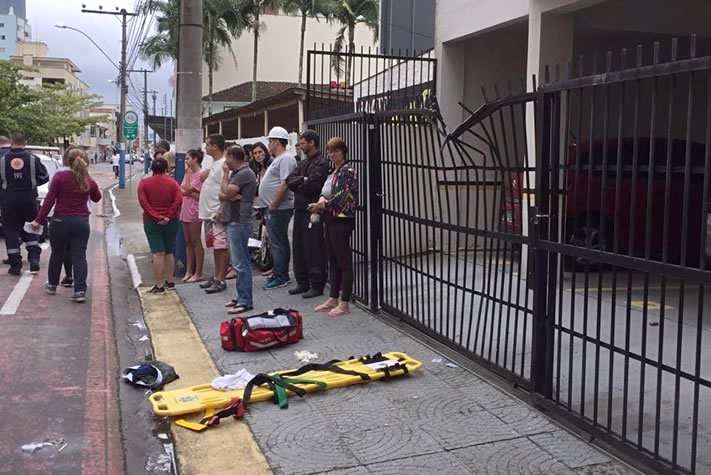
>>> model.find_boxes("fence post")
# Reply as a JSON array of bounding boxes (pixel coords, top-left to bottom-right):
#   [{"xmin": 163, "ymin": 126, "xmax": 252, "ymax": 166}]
[
  {"xmin": 367, "ymin": 112, "xmax": 382, "ymax": 312},
  {"xmin": 531, "ymin": 88, "xmax": 555, "ymax": 399}
]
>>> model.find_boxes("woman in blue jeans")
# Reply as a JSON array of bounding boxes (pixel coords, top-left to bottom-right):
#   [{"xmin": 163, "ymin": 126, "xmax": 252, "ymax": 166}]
[
  {"xmin": 219, "ymin": 146, "xmax": 258, "ymax": 314},
  {"xmin": 32, "ymin": 149, "xmax": 101, "ymax": 303}
]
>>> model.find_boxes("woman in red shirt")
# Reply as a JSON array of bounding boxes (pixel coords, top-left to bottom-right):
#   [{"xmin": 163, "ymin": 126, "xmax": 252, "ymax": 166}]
[
  {"xmin": 137, "ymin": 157, "xmax": 183, "ymax": 294},
  {"xmin": 31, "ymin": 149, "xmax": 102, "ymax": 303}
]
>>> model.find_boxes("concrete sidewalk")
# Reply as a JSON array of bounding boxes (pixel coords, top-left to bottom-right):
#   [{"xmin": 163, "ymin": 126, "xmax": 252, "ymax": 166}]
[{"xmin": 110, "ymin": 180, "xmax": 633, "ymax": 474}]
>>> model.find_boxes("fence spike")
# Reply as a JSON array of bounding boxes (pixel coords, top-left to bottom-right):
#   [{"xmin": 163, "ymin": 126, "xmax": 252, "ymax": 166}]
[
  {"xmin": 636, "ymin": 45, "xmax": 643, "ymax": 67},
  {"xmin": 605, "ymin": 52, "xmax": 612, "ymax": 73},
  {"xmin": 531, "ymin": 74, "xmax": 537, "ymax": 91},
  {"xmin": 481, "ymin": 86, "xmax": 490, "ymax": 102},
  {"xmin": 544, "ymin": 64, "xmax": 550, "ymax": 84},
  {"xmin": 578, "ymin": 55, "xmax": 585, "ymax": 78},
  {"xmin": 653, "ymin": 41, "xmax": 660, "ymax": 65},
  {"xmin": 507, "ymin": 79, "xmax": 513, "ymax": 97},
  {"xmin": 592, "ymin": 56, "xmax": 598, "ymax": 75},
  {"xmin": 493, "ymin": 83, "xmax": 501, "ymax": 99},
  {"xmin": 621, "ymin": 48, "xmax": 627, "ymax": 69},
  {"xmin": 555, "ymin": 64, "xmax": 560, "ymax": 82},
  {"xmin": 567, "ymin": 60, "xmax": 573, "ymax": 79},
  {"xmin": 690, "ymin": 34, "xmax": 697, "ymax": 59},
  {"xmin": 671, "ymin": 38, "xmax": 678, "ymax": 61}
]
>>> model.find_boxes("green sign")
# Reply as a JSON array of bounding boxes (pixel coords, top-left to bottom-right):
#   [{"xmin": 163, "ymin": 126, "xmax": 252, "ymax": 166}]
[{"xmin": 122, "ymin": 111, "xmax": 139, "ymax": 141}]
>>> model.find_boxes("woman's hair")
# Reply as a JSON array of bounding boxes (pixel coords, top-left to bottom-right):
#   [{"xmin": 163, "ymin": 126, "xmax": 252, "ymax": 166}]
[
  {"xmin": 226, "ymin": 145, "xmax": 246, "ymax": 162},
  {"xmin": 62, "ymin": 144, "xmax": 80, "ymax": 167},
  {"xmin": 66, "ymin": 148, "xmax": 90, "ymax": 192},
  {"xmin": 154, "ymin": 151, "xmax": 163, "ymax": 160},
  {"xmin": 251, "ymin": 141, "xmax": 269, "ymax": 159},
  {"xmin": 187, "ymin": 149, "xmax": 204, "ymax": 165},
  {"xmin": 250, "ymin": 142, "xmax": 270, "ymax": 172},
  {"xmin": 152, "ymin": 157, "xmax": 168, "ymax": 174},
  {"xmin": 326, "ymin": 137, "xmax": 348, "ymax": 156}
]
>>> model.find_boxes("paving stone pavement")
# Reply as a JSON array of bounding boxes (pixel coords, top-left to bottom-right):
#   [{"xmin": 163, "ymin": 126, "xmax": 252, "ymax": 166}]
[{"xmin": 175, "ymin": 278, "xmax": 635, "ymax": 475}]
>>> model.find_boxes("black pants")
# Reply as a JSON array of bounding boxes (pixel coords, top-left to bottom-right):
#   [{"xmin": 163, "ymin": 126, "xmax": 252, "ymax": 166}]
[
  {"xmin": 324, "ymin": 215, "xmax": 355, "ymax": 301},
  {"xmin": 63, "ymin": 241, "xmax": 72, "ymax": 277},
  {"xmin": 1, "ymin": 192, "xmax": 41, "ymax": 268},
  {"xmin": 48, "ymin": 216, "xmax": 90, "ymax": 292},
  {"xmin": 292, "ymin": 209, "xmax": 327, "ymax": 290}
]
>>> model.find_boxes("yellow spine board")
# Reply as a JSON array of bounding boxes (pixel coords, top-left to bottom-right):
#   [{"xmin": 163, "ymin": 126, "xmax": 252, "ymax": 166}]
[{"xmin": 149, "ymin": 352, "xmax": 422, "ymax": 417}]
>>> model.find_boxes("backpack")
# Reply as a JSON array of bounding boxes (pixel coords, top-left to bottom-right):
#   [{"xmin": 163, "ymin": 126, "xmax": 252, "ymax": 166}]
[{"xmin": 220, "ymin": 308, "xmax": 303, "ymax": 352}]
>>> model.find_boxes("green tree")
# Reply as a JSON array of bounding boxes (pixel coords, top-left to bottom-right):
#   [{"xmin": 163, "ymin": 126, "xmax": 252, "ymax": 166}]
[
  {"xmin": 239, "ymin": 0, "xmax": 285, "ymax": 102},
  {"xmin": 204, "ymin": 0, "xmax": 246, "ymax": 115},
  {"xmin": 332, "ymin": 0, "xmax": 378, "ymax": 84},
  {"xmin": 283, "ymin": 0, "xmax": 334, "ymax": 87},
  {"xmin": 139, "ymin": 0, "xmax": 179, "ymax": 70},
  {"xmin": 0, "ymin": 61, "xmax": 106, "ymax": 145}
]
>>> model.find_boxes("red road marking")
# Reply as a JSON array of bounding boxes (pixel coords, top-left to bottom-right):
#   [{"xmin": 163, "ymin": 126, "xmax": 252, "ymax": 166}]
[{"xmin": 81, "ymin": 183, "xmax": 122, "ymax": 475}]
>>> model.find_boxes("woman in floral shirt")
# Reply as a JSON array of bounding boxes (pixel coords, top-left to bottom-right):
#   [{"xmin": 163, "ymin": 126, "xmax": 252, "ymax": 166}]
[{"xmin": 309, "ymin": 137, "xmax": 358, "ymax": 317}]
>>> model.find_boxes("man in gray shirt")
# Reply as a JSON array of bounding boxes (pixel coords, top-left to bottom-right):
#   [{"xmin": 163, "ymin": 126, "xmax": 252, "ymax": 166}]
[
  {"xmin": 259, "ymin": 126, "xmax": 298, "ymax": 289},
  {"xmin": 220, "ymin": 145, "xmax": 257, "ymax": 314}
]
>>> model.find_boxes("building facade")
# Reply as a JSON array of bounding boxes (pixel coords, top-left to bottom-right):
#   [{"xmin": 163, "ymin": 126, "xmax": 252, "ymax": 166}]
[
  {"xmin": 379, "ymin": 0, "xmax": 434, "ymax": 54},
  {"xmin": 0, "ymin": 4, "xmax": 31, "ymax": 59}
]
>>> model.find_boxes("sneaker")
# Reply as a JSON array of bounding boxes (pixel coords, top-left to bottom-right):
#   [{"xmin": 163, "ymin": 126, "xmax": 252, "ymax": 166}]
[
  {"xmin": 45, "ymin": 283, "xmax": 57, "ymax": 295},
  {"xmin": 204, "ymin": 280, "xmax": 227, "ymax": 294},
  {"xmin": 29, "ymin": 261, "xmax": 40, "ymax": 274},
  {"xmin": 8, "ymin": 266, "xmax": 21, "ymax": 276},
  {"xmin": 288, "ymin": 285, "xmax": 309, "ymax": 295},
  {"xmin": 301, "ymin": 288, "xmax": 324, "ymax": 299},
  {"xmin": 70, "ymin": 291, "xmax": 87, "ymax": 303},
  {"xmin": 263, "ymin": 279, "xmax": 288, "ymax": 290},
  {"xmin": 199, "ymin": 277, "xmax": 215, "ymax": 289},
  {"xmin": 164, "ymin": 281, "xmax": 176, "ymax": 291},
  {"xmin": 2, "ymin": 258, "xmax": 9, "ymax": 265},
  {"xmin": 147, "ymin": 286, "xmax": 165, "ymax": 294},
  {"xmin": 60, "ymin": 276, "xmax": 74, "ymax": 288}
]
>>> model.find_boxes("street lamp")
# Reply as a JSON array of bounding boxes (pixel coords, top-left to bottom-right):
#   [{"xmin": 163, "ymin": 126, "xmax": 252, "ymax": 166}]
[{"xmin": 54, "ymin": 24, "xmax": 119, "ymax": 71}]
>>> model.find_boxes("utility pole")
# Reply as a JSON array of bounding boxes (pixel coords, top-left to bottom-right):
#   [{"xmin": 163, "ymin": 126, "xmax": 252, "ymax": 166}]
[
  {"xmin": 83, "ymin": 5, "xmax": 137, "ymax": 189},
  {"xmin": 151, "ymin": 91, "xmax": 158, "ymax": 144},
  {"xmin": 174, "ymin": 0, "xmax": 203, "ymax": 278},
  {"xmin": 129, "ymin": 68, "xmax": 152, "ymax": 174},
  {"xmin": 163, "ymin": 94, "xmax": 167, "ymax": 142}
]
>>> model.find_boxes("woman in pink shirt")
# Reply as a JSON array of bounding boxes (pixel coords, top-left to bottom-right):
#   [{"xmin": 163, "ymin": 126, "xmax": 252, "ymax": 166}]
[
  {"xmin": 31, "ymin": 149, "xmax": 102, "ymax": 303},
  {"xmin": 180, "ymin": 149, "xmax": 205, "ymax": 282}
]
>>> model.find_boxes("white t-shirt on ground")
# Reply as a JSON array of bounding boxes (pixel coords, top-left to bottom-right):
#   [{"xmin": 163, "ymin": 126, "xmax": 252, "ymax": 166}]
[{"xmin": 198, "ymin": 156, "xmax": 225, "ymax": 220}]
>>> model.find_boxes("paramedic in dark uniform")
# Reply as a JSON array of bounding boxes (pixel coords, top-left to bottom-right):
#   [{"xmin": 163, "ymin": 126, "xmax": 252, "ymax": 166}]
[{"xmin": 0, "ymin": 132, "xmax": 49, "ymax": 275}]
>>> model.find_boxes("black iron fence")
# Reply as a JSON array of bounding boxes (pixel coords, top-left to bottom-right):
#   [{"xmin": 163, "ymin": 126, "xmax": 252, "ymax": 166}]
[{"xmin": 305, "ymin": 40, "xmax": 711, "ymax": 474}]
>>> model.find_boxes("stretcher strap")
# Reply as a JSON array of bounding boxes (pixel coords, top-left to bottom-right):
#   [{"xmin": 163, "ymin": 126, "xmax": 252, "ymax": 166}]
[
  {"xmin": 199, "ymin": 398, "xmax": 245, "ymax": 426},
  {"xmin": 280, "ymin": 362, "xmax": 372, "ymax": 381},
  {"xmin": 243, "ymin": 374, "xmax": 307, "ymax": 408}
]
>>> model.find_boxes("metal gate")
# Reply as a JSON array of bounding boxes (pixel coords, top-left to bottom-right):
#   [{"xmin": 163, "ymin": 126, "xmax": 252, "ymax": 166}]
[{"xmin": 305, "ymin": 41, "xmax": 711, "ymax": 474}]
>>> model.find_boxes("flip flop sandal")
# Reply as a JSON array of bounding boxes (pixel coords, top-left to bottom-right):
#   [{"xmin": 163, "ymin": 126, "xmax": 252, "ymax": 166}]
[
  {"xmin": 225, "ymin": 299, "xmax": 239, "ymax": 308},
  {"xmin": 228, "ymin": 305, "xmax": 254, "ymax": 315},
  {"xmin": 315, "ymin": 303, "xmax": 337, "ymax": 312},
  {"xmin": 328, "ymin": 308, "xmax": 350, "ymax": 317}
]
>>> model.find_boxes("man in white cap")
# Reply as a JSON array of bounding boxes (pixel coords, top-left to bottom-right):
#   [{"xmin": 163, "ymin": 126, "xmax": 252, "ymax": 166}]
[{"xmin": 259, "ymin": 126, "xmax": 297, "ymax": 289}]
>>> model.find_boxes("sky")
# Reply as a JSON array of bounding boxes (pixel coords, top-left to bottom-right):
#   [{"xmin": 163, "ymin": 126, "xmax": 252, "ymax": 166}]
[{"xmin": 28, "ymin": 0, "xmax": 174, "ymax": 111}]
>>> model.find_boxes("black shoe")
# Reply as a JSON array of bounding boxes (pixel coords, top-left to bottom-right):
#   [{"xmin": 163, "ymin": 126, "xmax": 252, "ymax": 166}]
[
  {"xmin": 164, "ymin": 281, "xmax": 176, "ymax": 291},
  {"xmin": 301, "ymin": 288, "xmax": 324, "ymax": 299},
  {"xmin": 147, "ymin": 286, "xmax": 165, "ymax": 294},
  {"xmin": 8, "ymin": 266, "xmax": 21, "ymax": 276},
  {"xmin": 2, "ymin": 258, "xmax": 9, "ymax": 265},
  {"xmin": 29, "ymin": 261, "xmax": 40, "ymax": 274},
  {"xmin": 288, "ymin": 285, "xmax": 309, "ymax": 295},
  {"xmin": 60, "ymin": 276, "xmax": 74, "ymax": 288},
  {"xmin": 199, "ymin": 277, "xmax": 215, "ymax": 289}
]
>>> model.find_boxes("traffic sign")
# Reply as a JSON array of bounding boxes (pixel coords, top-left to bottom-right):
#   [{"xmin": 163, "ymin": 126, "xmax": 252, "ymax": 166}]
[{"xmin": 122, "ymin": 111, "xmax": 139, "ymax": 141}]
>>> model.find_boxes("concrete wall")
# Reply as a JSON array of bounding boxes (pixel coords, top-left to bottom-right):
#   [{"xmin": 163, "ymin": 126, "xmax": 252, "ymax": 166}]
[{"xmin": 202, "ymin": 14, "xmax": 377, "ymax": 96}]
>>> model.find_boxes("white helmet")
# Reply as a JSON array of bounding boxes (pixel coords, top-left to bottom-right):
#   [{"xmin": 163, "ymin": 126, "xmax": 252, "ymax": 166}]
[{"xmin": 267, "ymin": 126, "xmax": 289, "ymax": 141}]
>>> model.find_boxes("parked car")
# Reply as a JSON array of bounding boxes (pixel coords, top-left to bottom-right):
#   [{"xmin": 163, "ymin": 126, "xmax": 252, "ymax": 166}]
[{"xmin": 500, "ymin": 137, "xmax": 708, "ymax": 266}]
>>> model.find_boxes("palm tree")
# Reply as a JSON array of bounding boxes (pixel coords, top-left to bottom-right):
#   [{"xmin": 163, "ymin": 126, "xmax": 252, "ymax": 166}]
[
  {"xmin": 140, "ymin": 0, "xmax": 246, "ymax": 115},
  {"xmin": 239, "ymin": 0, "xmax": 285, "ymax": 102},
  {"xmin": 204, "ymin": 0, "xmax": 245, "ymax": 115},
  {"xmin": 140, "ymin": 0, "xmax": 179, "ymax": 70},
  {"xmin": 332, "ymin": 0, "xmax": 378, "ymax": 85},
  {"xmin": 283, "ymin": 0, "xmax": 334, "ymax": 87}
]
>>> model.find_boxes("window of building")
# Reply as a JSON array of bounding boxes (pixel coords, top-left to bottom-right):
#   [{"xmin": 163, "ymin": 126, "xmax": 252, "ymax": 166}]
[
  {"xmin": 0, "ymin": 35, "xmax": 5, "ymax": 40},
  {"xmin": 90, "ymin": 126, "xmax": 96, "ymax": 138},
  {"xmin": 0, "ymin": 23, "xmax": 4, "ymax": 27}
]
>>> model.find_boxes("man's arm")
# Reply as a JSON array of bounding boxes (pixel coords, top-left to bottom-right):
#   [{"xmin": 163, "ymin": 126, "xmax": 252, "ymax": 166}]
[
  {"xmin": 219, "ymin": 170, "xmax": 241, "ymax": 201},
  {"xmin": 297, "ymin": 156, "xmax": 329, "ymax": 196},
  {"xmin": 34, "ymin": 156, "xmax": 49, "ymax": 186}
]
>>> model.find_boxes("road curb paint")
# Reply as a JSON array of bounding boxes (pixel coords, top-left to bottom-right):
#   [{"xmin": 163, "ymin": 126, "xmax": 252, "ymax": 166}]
[{"xmin": 137, "ymin": 288, "xmax": 271, "ymax": 475}]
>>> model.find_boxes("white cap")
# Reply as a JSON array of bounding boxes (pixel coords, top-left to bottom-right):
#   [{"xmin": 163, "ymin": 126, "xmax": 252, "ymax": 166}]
[{"xmin": 267, "ymin": 126, "xmax": 289, "ymax": 141}]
